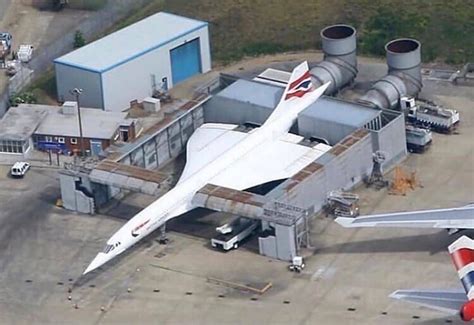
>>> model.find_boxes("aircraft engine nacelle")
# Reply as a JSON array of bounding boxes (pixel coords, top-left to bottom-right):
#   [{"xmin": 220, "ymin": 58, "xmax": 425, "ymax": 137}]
[{"xmin": 460, "ymin": 300, "xmax": 474, "ymax": 322}]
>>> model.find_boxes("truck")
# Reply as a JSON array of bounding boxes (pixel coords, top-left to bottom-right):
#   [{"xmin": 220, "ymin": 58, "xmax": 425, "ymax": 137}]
[
  {"xmin": 17, "ymin": 45, "xmax": 34, "ymax": 63},
  {"xmin": 0, "ymin": 32, "xmax": 12, "ymax": 65},
  {"xmin": 211, "ymin": 217, "xmax": 260, "ymax": 251},
  {"xmin": 401, "ymin": 97, "xmax": 460, "ymax": 133},
  {"xmin": 405, "ymin": 124, "xmax": 432, "ymax": 153}
]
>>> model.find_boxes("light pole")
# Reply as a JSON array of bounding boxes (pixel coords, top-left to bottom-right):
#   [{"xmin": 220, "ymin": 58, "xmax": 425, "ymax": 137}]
[{"xmin": 70, "ymin": 88, "xmax": 85, "ymax": 157}]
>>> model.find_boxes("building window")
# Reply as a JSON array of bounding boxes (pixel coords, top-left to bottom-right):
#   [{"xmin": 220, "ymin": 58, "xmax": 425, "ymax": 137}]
[
  {"xmin": 58, "ymin": 137, "xmax": 65, "ymax": 144},
  {"xmin": 0, "ymin": 139, "xmax": 24, "ymax": 153},
  {"xmin": 70, "ymin": 138, "xmax": 77, "ymax": 144},
  {"xmin": 45, "ymin": 136, "xmax": 53, "ymax": 142}
]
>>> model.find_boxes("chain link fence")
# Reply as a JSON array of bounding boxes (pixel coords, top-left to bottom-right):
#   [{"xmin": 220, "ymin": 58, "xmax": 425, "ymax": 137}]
[{"xmin": 0, "ymin": 0, "xmax": 155, "ymax": 116}]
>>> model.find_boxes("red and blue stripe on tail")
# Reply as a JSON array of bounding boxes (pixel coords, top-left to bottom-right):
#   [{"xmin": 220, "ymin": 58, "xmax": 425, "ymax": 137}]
[
  {"xmin": 449, "ymin": 236, "xmax": 474, "ymax": 300},
  {"xmin": 284, "ymin": 70, "xmax": 312, "ymax": 100}
]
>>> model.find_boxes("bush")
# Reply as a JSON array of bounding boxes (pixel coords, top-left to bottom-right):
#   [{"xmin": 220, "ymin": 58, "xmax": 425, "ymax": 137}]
[
  {"xmin": 74, "ymin": 30, "xmax": 86, "ymax": 48},
  {"xmin": 9, "ymin": 92, "xmax": 37, "ymax": 107}
]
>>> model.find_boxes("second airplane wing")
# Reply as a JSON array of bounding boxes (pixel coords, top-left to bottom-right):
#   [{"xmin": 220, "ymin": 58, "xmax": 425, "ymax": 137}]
[
  {"xmin": 335, "ymin": 204, "xmax": 474, "ymax": 229},
  {"xmin": 390, "ymin": 289, "xmax": 466, "ymax": 315}
]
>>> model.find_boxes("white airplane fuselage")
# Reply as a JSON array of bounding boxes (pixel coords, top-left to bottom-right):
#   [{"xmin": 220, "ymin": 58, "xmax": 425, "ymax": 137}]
[
  {"xmin": 83, "ymin": 104, "xmax": 306, "ymax": 273},
  {"xmin": 83, "ymin": 61, "xmax": 330, "ymax": 274}
]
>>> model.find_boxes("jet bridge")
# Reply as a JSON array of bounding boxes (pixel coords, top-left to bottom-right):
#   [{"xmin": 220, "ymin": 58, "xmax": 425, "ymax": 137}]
[
  {"xmin": 59, "ymin": 160, "xmax": 171, "ymax": 214},
  {"xmin": 88, "ymin": 160, "xmax": 170, "ymax": 196},
  {"xmin": 192, "ymin": 184, "xmax": 310, "ymax": 261}
]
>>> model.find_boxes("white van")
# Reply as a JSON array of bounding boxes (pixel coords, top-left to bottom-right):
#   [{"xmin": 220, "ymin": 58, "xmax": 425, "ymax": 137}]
[{"xmin": 11, "ymin": 161, "xmax": 30, "ymax": 178}]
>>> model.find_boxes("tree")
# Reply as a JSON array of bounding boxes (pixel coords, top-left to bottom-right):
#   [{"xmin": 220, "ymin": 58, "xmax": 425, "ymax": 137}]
[{"xmin": 74, "ymin": 30, "xmax": 86, "ymax": 48}]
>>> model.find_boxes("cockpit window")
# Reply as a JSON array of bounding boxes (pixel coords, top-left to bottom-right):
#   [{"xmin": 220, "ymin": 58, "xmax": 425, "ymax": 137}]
[{"xmin": 103, "ymin": 244, "xmax": 114, "ymax": 254}]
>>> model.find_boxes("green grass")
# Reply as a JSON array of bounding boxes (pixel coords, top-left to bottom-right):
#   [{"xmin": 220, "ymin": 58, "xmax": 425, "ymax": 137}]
[{"xmin": 114, "ymin": 0, "xmax": 473, "ymax": 65}]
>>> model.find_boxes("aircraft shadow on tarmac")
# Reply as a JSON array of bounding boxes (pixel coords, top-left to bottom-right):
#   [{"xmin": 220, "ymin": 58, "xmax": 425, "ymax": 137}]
[{"xmin": 315, "ymin": 230, "xmax": 474, "ymax": 256}]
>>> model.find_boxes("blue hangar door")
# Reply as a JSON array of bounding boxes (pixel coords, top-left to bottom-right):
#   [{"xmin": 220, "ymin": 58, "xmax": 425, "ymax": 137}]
[{"xmin": 170, "ymin": 38, "xmax": 202, "ymax": 85}]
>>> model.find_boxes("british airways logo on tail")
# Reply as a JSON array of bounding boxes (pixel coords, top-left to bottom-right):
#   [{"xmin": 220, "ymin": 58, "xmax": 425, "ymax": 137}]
[
  {"xmin": 449, "ymin": 236, "xmax": 474, "ymax": 299},
  {"xmin": 285, "ymin": 71, "xmax": 312, "ymax": 100}
]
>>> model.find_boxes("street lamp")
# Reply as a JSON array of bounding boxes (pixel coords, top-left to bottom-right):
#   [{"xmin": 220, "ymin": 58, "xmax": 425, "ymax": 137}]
[{"xmin": 70, "ymin": 88, "xmax": 85, "ymax": 157}]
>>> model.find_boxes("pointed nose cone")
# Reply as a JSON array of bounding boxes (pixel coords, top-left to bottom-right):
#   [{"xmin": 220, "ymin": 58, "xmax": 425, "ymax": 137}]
[{"xmin": 83, "ymin": 253, "xmax": 110, "ymax": 275}]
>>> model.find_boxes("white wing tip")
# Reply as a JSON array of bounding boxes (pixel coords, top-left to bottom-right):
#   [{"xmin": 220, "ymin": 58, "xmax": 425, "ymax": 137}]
[
  {"xmin": 334, "ymin": 217, "xmax": 357, "ymax": 227},
  {"xmin": 389, "ymin": 290, "xmax": 404, "ymax": 299}
]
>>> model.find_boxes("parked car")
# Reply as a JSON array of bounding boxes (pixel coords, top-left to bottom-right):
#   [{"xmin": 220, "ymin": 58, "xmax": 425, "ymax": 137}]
[{"xmin": 10, "ymin": 161, "xmax": 30, "ymax": 178}]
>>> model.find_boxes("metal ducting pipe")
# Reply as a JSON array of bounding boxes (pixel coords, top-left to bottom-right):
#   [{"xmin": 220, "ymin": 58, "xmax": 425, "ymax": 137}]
[
  {"xmin": 359, "ymin": 38, "xmax": 422, "ymax": 109},
  {"xmin": 311, "ymin": 24, "xmax": 358, "ymax": 94}
]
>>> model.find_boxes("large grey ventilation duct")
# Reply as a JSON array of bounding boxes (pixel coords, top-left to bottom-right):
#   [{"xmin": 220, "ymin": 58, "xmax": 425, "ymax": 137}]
[
  {"xmin": 310, "ymin": 24, "xmax": 358, "ymax": 94},
  {"xmin": 359, "ymin": 38, "xmax": 422, "ymax": 109}
]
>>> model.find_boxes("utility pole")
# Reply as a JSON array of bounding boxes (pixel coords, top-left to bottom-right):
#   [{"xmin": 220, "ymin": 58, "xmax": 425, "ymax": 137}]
[{"xmin": 70, "ymin": 88, "xmax": 85, "ymax": 157}]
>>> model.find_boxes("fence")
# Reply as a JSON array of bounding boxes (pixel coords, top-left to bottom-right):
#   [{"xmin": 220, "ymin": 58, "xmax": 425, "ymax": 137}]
[
  {"xmin": 0, "ymin": 0, "xmax": 156, "ymax": 117},
  {"xmin": 8, "ymin": 66, "xmax": 33, "ymax": 94},
  {"xmin": 0, "ymin": 85, "xmax": 9, "ymax": 116}
]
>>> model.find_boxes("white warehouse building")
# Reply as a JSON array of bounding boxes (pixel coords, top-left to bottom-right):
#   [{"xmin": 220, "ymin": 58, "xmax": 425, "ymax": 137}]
[{"xmin": 54, "ymin": 12, "xmax": 211, "ymax": 112}]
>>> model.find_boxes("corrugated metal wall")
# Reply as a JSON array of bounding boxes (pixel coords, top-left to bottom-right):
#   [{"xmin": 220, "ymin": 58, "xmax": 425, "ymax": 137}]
[
  {"xmin": 370, "ymin": 111, "xmax": 407, "ymax": 170},
  {"xmin": 55, "ymin": 63, "xmax": 103, "ymax": 109},
  {"xmin": 118, "ymin": 105, "xmax": 204, "ymax": 169},
  {"xmin": 267, "ymin": 129, "xmax": 374, "ymax": 213},
  {"xmin": 298, "ymin": 115, "xmax": 358, "ymax": 145}
]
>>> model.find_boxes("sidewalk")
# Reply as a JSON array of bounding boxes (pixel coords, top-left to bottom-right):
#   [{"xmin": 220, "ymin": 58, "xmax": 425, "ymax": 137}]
[{"xmin": 0, "ymin": 149, "xmax": 74, "ymax": 169}]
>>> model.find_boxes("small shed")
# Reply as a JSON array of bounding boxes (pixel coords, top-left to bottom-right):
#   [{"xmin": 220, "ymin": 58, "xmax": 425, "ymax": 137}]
[{"xmin": 54, "ymin": 12, "xmax": 211, "ymax": 112}]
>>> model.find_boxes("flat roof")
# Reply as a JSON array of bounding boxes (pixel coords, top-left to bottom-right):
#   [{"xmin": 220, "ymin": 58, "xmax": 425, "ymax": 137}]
[
  {"xmin": 36, "ymin": 106, "xmax": 129, "ymax": 139},
  {"xmin": 301, "ymin": 96, "xmax": 381, "ymax": 127},
  {"xmin": 217, "ymin": 79, "xmax": 283, "ymax": 109},
  {"xmin": 0, "ymin": 105, "xmax": 48, "ymax": 141},
  {"xmin": 54, "ymin": 12, "xmax": 208, "ymax": 73},
  {"xmin": 216, "ymin": 79, "xmax": 380, "ymax": 127}
]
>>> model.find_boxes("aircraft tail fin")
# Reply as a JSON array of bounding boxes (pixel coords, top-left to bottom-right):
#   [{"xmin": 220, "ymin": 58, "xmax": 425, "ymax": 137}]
[
  {"xmin": 265, "ymin": 61, "xmax": 330, "ymax": 124},
  {"xmin": 449, "ymin": 235, "xmax": 474, "ymax": 300},
  {"xmin": 282, "ymin": 61, "xmax": 314, "ymax": 102}
]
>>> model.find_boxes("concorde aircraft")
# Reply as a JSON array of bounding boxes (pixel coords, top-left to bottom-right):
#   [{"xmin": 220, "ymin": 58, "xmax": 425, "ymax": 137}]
[
  {"xmin": 83, "ymin": 62, "xmax": 331, "ymax": 274},
  {"xmin": 390, "ymin": 235, "xmax": 474, "ymax": 322}
]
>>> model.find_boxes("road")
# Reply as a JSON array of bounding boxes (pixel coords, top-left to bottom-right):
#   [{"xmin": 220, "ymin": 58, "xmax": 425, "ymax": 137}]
[{"xmin": 0, "ymin": 1, "xmax": 11, "ymax": 21}]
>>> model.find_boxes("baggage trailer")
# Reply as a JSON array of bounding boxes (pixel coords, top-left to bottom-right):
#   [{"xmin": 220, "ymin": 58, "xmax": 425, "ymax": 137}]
[
  {"xmin": 405, "ymin": 124, "xmax": 432, "ymax": 153},
  {"xmin": 211, "ymin": 217, "xmax": 260, "ymax": 251}
]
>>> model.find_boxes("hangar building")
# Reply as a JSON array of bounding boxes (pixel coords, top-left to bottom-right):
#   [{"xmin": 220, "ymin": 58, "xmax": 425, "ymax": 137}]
[{"xmin": 54, "ymin": 12, "xmax": 211, "ymax": 112}]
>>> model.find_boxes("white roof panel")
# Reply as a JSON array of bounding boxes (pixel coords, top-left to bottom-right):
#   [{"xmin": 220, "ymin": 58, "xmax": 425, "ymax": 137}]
[
  {"xmin": 36, "ymin": 107, "xmax": 129, "ymax": 139},
  {"xmin": 54, "ymin": 12, "xmax": 208, "ymax": 73}
]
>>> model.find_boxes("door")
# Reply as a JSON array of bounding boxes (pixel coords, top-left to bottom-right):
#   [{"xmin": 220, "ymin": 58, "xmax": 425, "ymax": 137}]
[
  {"xmin": 170, "ymin": 38, "xmax": 201, "ymax": 85},
  {"xmin": 90, "ymin": 140, "xmax": 103, "ymax": 156},
  {"xmin": 120, "ymin": 128, "xmax": 129, "ymax": 142}
]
